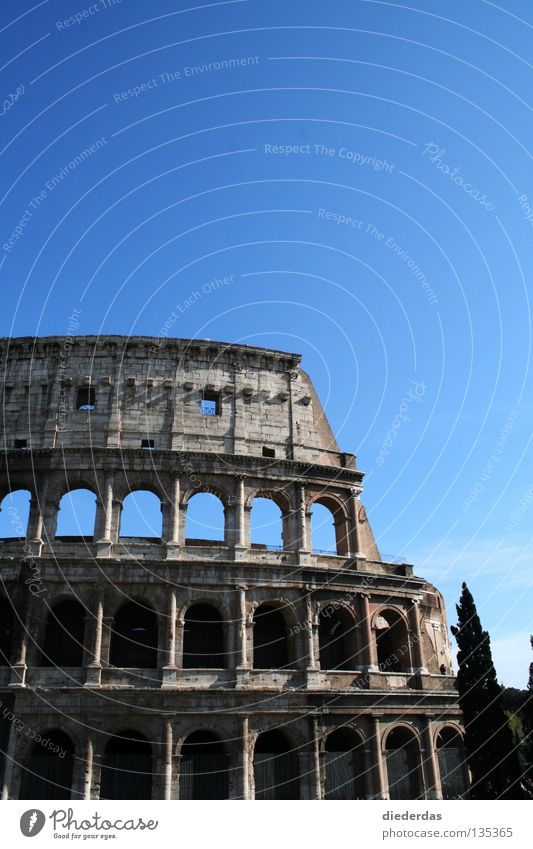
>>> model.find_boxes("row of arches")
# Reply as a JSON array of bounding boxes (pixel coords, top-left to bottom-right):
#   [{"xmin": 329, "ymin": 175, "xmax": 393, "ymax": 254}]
[
  {"xmin": 0, "ymin": 488, "xmax": 347, "ymax": 554},
  {"xmin": 17, "ymin": 726, "xmax": 467, "ymax": 800},
  {"xmin": 1, "ymin": 598, "xmax": 412, "ymax": 673}
]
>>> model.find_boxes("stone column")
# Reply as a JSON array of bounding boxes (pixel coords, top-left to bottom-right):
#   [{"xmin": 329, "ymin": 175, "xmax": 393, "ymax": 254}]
[
  {"xmin": 312, "ymin": 718, "xmax": 322, "ymax": 799},
  {"xmin": 164, "ymin": 721, "xmax": 173, "ymax": 800},
  {"xmin": 236, "ymin": 587, "xmax": 250, "ymax": 687},
  {"xmin": 371, "ymin": 716, "xmax": 388, "ymax": 799},
  {"xmin": 233, "ymin": 475, "xmax": 246, "ymax": 552},
  {"xmin": 96, "ymin": 473, "xmax": 114, "ymax": 556},
  {"xmin": 360, "ymin": 593, "xmax": 378, "ymax": 671},
  {"xmin": 167, "ymin": 477, "xmax": 180, "ymax": 550},
  {"xmin": 28, "ymin": 476, "xmax": 49, "ymax": 556},
  {"xmin": 10, "ymin": 594, "xmax": 34, "ymax": 686},
  {"xmin": 409, "ymin": 599, "xmax": 427, "ymax": 673},
  {"xmin": 175, "ymin": 617, "xmax": 185, "ymax": 670},
  {"xmin": 237, "ymin": 587, "xmax": 248, "ymax": 667},
  {"xmin": 306, "ymin": 595, "xmax": 317, "ymax": 669},
  {"xmin": 422, "ymin": 718, "xmax": 442, "ymax": 799},
  {"xmin": 162, "ymin": 590, "xmax": 177, "ymax": 687},
  {"xmin": 85, "ymin": 591, "xmax": 104, "ymax": 686},
  {"xmin": 1, "ymin": 718, "xmax": 18, "ymax": 799},
  {"xmin": 298, "ymin": 483, "xmax": 308, "ymax": 551},
  {"xmin": 83, "ymin": 737, "xmax": 94, "ymax": 800},
  {"xmin": 241, "ymin": 717, "xmax": 250, "ymax": 800},
  {"xmin": 348, "ymin": 487, "xmax": 363, "ymax": 557}
]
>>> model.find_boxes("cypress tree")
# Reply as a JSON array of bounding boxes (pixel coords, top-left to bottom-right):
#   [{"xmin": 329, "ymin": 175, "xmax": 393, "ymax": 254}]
[{"xmin": 451, "ymin": 582, "xmax": 526, "ymax": 799}]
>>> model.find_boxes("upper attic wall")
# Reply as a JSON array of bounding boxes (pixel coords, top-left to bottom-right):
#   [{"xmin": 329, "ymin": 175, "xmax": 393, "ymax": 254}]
[{"xmin": 0, "ymin": 336, "xmax": 354, "ymax": 468}]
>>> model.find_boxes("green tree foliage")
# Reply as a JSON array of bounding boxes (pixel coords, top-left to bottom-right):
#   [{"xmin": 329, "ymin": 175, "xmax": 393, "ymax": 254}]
[{"xmin": 451, "ymin": 582, "xmax": 527, "ymax": 799}]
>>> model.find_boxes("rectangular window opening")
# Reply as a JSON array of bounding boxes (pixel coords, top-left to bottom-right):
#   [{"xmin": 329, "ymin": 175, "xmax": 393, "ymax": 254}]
[
  {"xmin": 14, "ymin": 439, "xmax": 27, "ymax": 449},
  {"xmin": 262, "ymin": 446, "xmax": 275, "ymax": 458},
  {"xmin": 76, "ymin": 387, "xmax": 96, "ymax": 411},
  {"xmin": 141, "ymin": 439, "xmax": 155, "ymax": 450},
  {"xmin": 201, "ymin": 391, "xmax": 220, "ymax": 416}
]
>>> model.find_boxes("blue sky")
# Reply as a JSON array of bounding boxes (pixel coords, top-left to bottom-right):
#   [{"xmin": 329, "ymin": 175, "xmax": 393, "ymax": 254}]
[{"xmin": 1, "ymin": 0, "xmax": 532, "ymax": 686}]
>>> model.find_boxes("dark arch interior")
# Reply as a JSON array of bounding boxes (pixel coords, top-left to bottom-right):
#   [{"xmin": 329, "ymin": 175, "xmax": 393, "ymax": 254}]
[
  {"xmin": 375, "ymin": 610, "xmax": 410, "ymax": 673},
  {"xmin": 180, "ymin": 731, "xmax": 228, "ymax": 800},
  {"xmin": 183, "ymin": 604, "xmax": 225, "ymax": 669},
  {"xmin": 318, "ymin": 607, "xmax": 356, "ymax": 670},
  {"xmin": 437, "ymin": 727, "xmax": 467, "ymax": 799},
  {"xmin": 385, "ymin": 728, "xmax": 421, "ymax": 800},
  {"xmin": 0, "ymin": 597, "xmax": 14, "ymax": 665},
  {"xmin": 19, "ymin": 730, "xmax": 74, "ymax": 800},
  {"xmin": 324, "ymin": 728, "xmax": 365, "ymax": 799},
  {"xmin": 109, "ymin": 602, "xmax": 158, "ymax": 668},
  {"xmin": 100, "ymin": 731, "xmax": 152, "ymax": 800},
  {"xmin": 254, "ymin": 730, "xmax": 299, "ymax": 800},
  {"xmin": 40, "ymin": 600, "xmax": 85, "ymax": 667},
  {"xmin": 253, "ymin": 605, "xmax": 289, "ymax": 669}
]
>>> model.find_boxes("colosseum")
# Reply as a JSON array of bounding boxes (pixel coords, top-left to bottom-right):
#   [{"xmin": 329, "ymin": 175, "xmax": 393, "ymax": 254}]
[{"xmin": 0, "ymin": 335, "xmax": 466, "ymax": 800}]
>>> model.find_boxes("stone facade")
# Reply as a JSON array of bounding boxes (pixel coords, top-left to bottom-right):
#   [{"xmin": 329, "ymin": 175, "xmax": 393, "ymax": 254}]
[{"xmin": 0, "ymin": 335, "xmax": 465, "ymax": 800}]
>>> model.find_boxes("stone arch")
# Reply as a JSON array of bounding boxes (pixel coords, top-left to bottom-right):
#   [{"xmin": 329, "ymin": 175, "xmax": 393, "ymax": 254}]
[
  {"xmin": 309, "ymin": 493, "xmax": 350, "ymax": 556},
  {"xmin": 253, "ymin": 729, "xmax": 300, "ymax": 800},
  {"xmin": 183, "ymin": 603, "xmax": 226, "ymax": 669},
  {"xmin": 39, "ymin": 598, "xmax": 86, "ymax": 667},
  {"xmin": 373, "ymin": 607, "xmax": 412, "ymax": 673},
  {"xmin": 324, "ymin": 726, "xmax": 366, "ymax": 799},
  {"xmin": 99, "ymin": 730, "xmax": 152, "ymax": 800},
  {"xmin": 252, "ymin": 600, "xmax": 297, "ymax": 669},
  {"xmin": 0, "ymin": 488, "xmax": 31, "ymax": 538},
  {"xmin": 182, "ymin": 481, "xmax": 231, "ymax": 506},
  {"xmin": 318, "ymin": 602, "xmax": 357, "ymax": 670},
  {"xmin": 55, "ymin": 486, "xmax": 97, "ymax": 538},
  {"xmin": 19, "ymin": 729, "xmax": 74, "ymax": 800},
  {"xmin": 384, "ymin": 725, "xmax": 423, "ymax": 799},
  {"xmin": 179, "ymin": 730, "xmax": 229, "ymax": 799},
  {"xmin": 436, "ymin": 725, "xmax": 468, "ymax": 798},
  {"xmin": 109, "ymin": 599, "xmax": 158, "ymax": 668}
]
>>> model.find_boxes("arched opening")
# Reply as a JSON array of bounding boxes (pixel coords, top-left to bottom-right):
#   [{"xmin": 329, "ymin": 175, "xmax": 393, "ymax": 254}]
[
  {"xmin": 19, "ymin": 731, "xmax": 74, "ymax": 800},
  {"xmin": 109, "ymin": 602, "xmax": 158, "ymax": 668},
  {"xmin": 183, "ymin": 604, "xmax": 225, "ymax": 669},
  {"xmin": 250, "ymin": 497, "xmax": 283, "ymax": 549},
  {"xmin": 0, "ymin": 489, "xmax": 31, "ymax": 538},
  {"xmin": 253, "ymin": 604, "xmax": 289, "ymax": 669},
  {"xmin": 324, "ymin": 728, "xmax": 366, "ymax": 799},
  {"xmin": 55, "ymin": 488, "xmax": 96, "ymax": 538},
  {"xmin": 318, "ymin": 606, "xmax": 357, "ymax": 670},
  {"xmin": 180, "ymin": 731, "xmax": 229, "ymax": 799},
  {"xmin": 119, "ymin": 490, "xmax": 162, "ymax": 540},
  {"xmin": 39, "ymin": 600, "xmax": 85, "ymax": 667},
  {"xmin": 437, "ymin": 727, "xmax": 468, "ymax": 799},
  {"xmin": 253, "ymin": 730, "xmax": 300, "ymax": 800},
  {"xmin": 385, "ymin": 727, "xmax": 422, "ymax": 800},
  {"xmin": 0, "ymin": 596, "xmax": 14, "ymax": 665},
  {"xmin": 310, "ymin": 497, "xmax": 349, "ymax": 555},
  {"xmin": 100, "ymin": 731, "xmax": 152, "ymax": 800},
  {"xmin": 375, "ymin": 609, "xmax": 411, "ymax": 673},
  {"xmin": 185, "ymin": 492, "xmax": 225, "ymax": 543}
]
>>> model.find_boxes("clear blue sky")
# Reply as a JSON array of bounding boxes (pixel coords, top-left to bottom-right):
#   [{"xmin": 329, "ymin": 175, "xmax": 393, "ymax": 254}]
[{"xmin": 1, "ymin": 0, "xmax": 532, "ymax": 686}]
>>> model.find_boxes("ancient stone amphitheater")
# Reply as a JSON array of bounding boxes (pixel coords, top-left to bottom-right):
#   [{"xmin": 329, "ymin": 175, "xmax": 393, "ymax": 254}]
[{"xmin": 0, "ymin": 335, "xmax": 466, "ymax": 800}]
